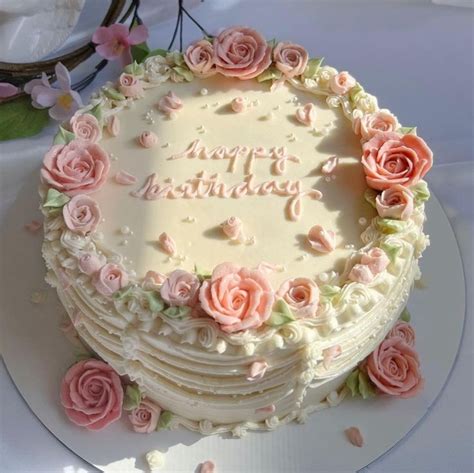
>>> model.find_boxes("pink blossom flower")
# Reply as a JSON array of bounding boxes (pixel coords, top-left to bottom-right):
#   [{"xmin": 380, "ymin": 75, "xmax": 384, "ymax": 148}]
[
  {"xmin": 94, "ymin": 263, "xmax": 128, "ymax": 296},
  {"xmin": 199, "ymin": 262, "xmax": 274, "ymax": 333},
  {"xmin": 160, "ymin": 269, "xmax": 200, "ymax": 307},
  {"xmin": 276, "ymin": 277, "xmax": 320, "ymax": 318},
  {"xmin": 92, "ymin": 23, "xmax": 149, "ymax": 66},
  {"xmin": 0, "ymin": 82, "xmax": 18, "ymax": 99},
  {"xmin": 63, "ymin": 195, "xmax": 101, "ymax": 235},
  {"xmin": 24, "ymin": 63, "xmax": 82, "ymax": 121},
  {"xmin": 128, "ymin": 398, "xmax": 161, "ymax": 434},
  {"xmin": 60, "ymin": 359, "xmax": 123, "ymax": 430}
]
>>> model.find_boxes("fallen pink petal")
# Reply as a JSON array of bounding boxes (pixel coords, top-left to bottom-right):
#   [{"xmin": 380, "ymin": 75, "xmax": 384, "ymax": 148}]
[{"xmin": 345, "ymin": 426, "xmax": 364, "ymax": 447}]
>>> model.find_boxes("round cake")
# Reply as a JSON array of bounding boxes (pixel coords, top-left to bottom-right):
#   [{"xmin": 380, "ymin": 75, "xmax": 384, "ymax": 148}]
[{"xmin": 41, "ymin": 26, "xmax": 432, "ymax": 435}]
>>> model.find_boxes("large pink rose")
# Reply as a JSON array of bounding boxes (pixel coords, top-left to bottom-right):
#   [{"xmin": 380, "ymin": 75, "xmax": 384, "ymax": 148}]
[
  {"xmin": 70, "ymin": 113, "xmax": 102, "ymax": 143},
  {"xmin": 273, "ymin": 41, "xmax": 308, "ymax": 78},
  {"xmin": 353, "ymin": 109, "xmax": 399, "ymax": 141},
  {"xmin": 213, "ymin": 26, "xmax": 272, "ymax": 80},
  {"xmin": 160, "ymin": 269, "xmax": 200, "ymax": 307},
  {"xmin": 199, "ymin": 262, "xmax": 274, "ymax": 333},
  {"xmin": 184, "ymin": 39, "xmax": 216, "ymax": 78},
  {"xmin": 128, "ymin": 398, "xmax": 161, "ymax": 434},
  {"xmin": 376, "ymin": 184, "xmax": 414, "ymax": 221},
  {"xmin": 366, "ymin": 337, "xmax": 424, "ymax": 398},
  {"xmin": 276, "ymin": 277, "xmax": 319, "ymax": 318},
  {"xmin": 388, "ymin": 321, "xmax": 416, "ymax": 347},
  {"xmin": 94, "ymin": 263, "xmax": 129, "ymax": 296},
  {"xmin": 41, "ymin": 140, "xmax": 110, "ymax": 196},
  {"xmin": 361, "ymin": 132, "xmax": 433, "ymax": 190},
  {"xmin": 60, "ymin": 359, "xmax": 123, "ymax": 430},
  {"xmin": 63, "ymin": 195, "xmax": 101, "ymax": 235}
]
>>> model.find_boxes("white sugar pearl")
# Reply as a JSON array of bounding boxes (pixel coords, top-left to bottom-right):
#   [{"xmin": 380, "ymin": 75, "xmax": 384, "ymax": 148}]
[
  {"xmin": 120, "ymin": 225, "xmax": 130, "ymax": 235},
  {"xmin": 358, "ymin": 217, "xmax": 367, "ymax": 225},
  {"xmin": 200, "ymin": 88, "xmax": 208, "ymax": 96}
]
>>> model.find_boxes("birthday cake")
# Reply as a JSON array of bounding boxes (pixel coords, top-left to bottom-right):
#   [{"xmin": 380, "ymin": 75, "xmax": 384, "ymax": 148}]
[{"xmin": 41, "ymin": 26, "xmax": 431, "ymax": 435}]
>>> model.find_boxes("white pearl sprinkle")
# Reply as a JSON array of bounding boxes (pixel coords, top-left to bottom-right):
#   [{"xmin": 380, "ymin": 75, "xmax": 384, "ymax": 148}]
[
  {"xmin": 344, "ymin": 244, "xmax": 355, "ymax": 250},
  {"xmin": 120, "ymin": 225, "xmax": 130, "ymax": 235},
  {"xmin": 358, "ymin": 217, "xmax": 367, "ymax": 225},
  {"xmin": 200, "ymin": 88, "xmax": 208, "ymax": 96},
  {"xmin": 318, "ymin": 273, "xmax": 329, "ymax": 282},
  {"xmin": 324, "ymin": 176, "xmax": 331, "ymax": 182},
  {"xmin": 101, "ymin": 218, "xmax": 106, "ymax": 222},
  {"xmin": 121, "ymin": 239, "xmax": 128, "ymax": 246}
]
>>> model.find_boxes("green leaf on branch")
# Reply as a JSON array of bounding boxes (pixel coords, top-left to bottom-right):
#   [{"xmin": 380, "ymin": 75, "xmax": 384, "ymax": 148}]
[
  {"xmin": 0, "ymin": 96, "xmax": 50, "ymax": 141},
  {"xmin": 123, "ymin": 384, "xmax": 142, "ymax": 411},
  {"xmin": 303, "ymin": 57, "xmax": 324, "ymax": 78},
  {"xmin": 53, "ymin": 126, "xmax": 75, "ymax": 145},
  {"xmin": 266, "ymin": 299, "xmax": 296, "ymax": 327}
]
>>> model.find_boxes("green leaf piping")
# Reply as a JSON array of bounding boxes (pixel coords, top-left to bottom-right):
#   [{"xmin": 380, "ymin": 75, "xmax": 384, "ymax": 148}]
[
  {"xmin": 88, "ymin": 103, "xmax": 103, "ymax": 123},
  {"xmin": 102, "ymin": 87, "xmax": 126, "ymax": 101},
  {"xmin": 194, "ymin": 264, "xmax": 212, "ymax": 281},
  {"xmin": 43, "ymin": 188, "xmax": 70, "ymax": 209},
  {"xmin": 398, "ymin": 126, "xmax": 417, "ymax": 135},
  {"xmin": 358, "ymin": 370, "xmax": 376, "ymax": 399},
  {"xmin": 157, "ymin": 410, "xmax": 173, "ymax": 429},
  {"xmin": 53, "ymin": 126, "xmax": 75, "ymax": 145},
  {"xmin": 257, "ymin": 67, "xmax": 283, "ymax": 83},
  {"xmin": 172, "ymin": 66, "xmax": 194, "ymax": 82},
  {"xmin": 266, "ymin": 299, "xmax": 296, "ymax": 327},
  {"xmin": 364, "ymin": 188, "xmax": 378, "ymax": 208},
  {"xmin": 303, "ymin": 57, "xmax": 324, "ymax": 79},
  {"xmin": 162, "ymin": 305, "xmax": 191, "ymax": 318},
  {"xmin": 400, "ymin": 307, "xmax": 411, "ymax": 322},
  {"xmin": 144, "ymin": 48, "xmax": 168, "ymax": 60},
  {"xmin": 345, "ymin": 369, "xmax": 360, "ymax": 397},
  {"xmin": 319, "ymin": 285, "xmax": 341, "ymax": 300},
  {"xmin": 123, "ymin": 384, "xmax": 142, "ymax": 411},
  {"xmin": 410, "ymin": 180, "xmax": 430, "ymax": 203},
  {"xmin": 130, "ymin": 42, "xmax": 150, "ymax": 64},
  {"xmin": 376, "ymin": 218, "xmax": 407, "ymax": 234},
  {"xmin": 124, "ymin": 61, "xmax": 145, "ymax": 76},
  {"xmin": 380, "ymin": 241, "xmax": 402, "ymax": 263}
]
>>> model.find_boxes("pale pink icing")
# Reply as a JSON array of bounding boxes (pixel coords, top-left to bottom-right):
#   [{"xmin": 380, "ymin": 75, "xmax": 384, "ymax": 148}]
[
  {"xmin": 142, "ymin": 270, "xmax": 167, "ymax": 290},
  {"xmin": 128, "ymin": 398, "xmax": 161, "ymax": 434},
  {"xmin": 353, "ymin": 109, "xmax": 399, "ymax": 140},
  {"xmin": 276, "ymin": 278, "xmax": 320, "ymax": 318},
  {"xmin": 199, "ymin": 460, "xmax": 216, "ymax": 473},
  {"xmin": 388, "ymin": 321, "xmax": 416, "ymax": 347},
  {"xmin": 24, "ymin": 220, "xmax": 42, "ymax": 233},
  {"xmin": 184, "ymin": 39, "xmax": 216, "ymax": 78},
  {"xmin": 322, "ymin": 345, "xmax": 342, "ymax": 369},
  {"xmin": 348, "ymin": 264, "xmax": 374, "ymax": 284},
  {"xmin": 63, "ymin": 195, "xmax": 101, "ymax": 235},
  {"xmin": 360, "ymin": 248, "xmax": 390, "ymax": 274},
  {"xmin": 138, "ymin": 130, "xmax": 158, "ymax": 148},
  {"xmin": 199, "ymin": 263, "xmax": 274, "ymax": 333},
  {"xmin": 158, "ymin": 91, "xmax": 183, "ymax": 116},
  {"xmin": 158, "ymin": 232, "xmax": 177, "ymax": 256},
  {"xmin": 345, "ymin": 427, "xmax": 364, "ymax": 447},
  {"xmin": 78, "ymin": 252, "xmax": 106, "ymax": 275},
  {"xmin": 60, "ymin": 359, "xmax": 123, "ymax": 430},
  {"xmin": 256, "ymin": 262, "xmax": 285, "ymax": 273},
  {"xmin": 321, "ymin": 156, "xmax": 339, "ymax": 175},
  {"xmin": 361, "ymin": 131, "xmax": 433, "ymax": 191},
  {"xmin": 307, "ymin": 225, "xmax": 336, "ymax": 253},
  {"xmin": 329, "ymin": 71, "xmax": 356, "ymax": 95},
  {"xmin": 376, "ymin": 184, "xmax": 414, "ymax": 221},
  {"xmin": 295, "ymin": 103, "xmax": 317, "ymax": 127},
  {"xmin": 160, "ymin": 269, "xmax": 200, "ymax": 306},
  {"xmin": 221, "ymin": 216, "xmax": 243, "ymax": 240},
  {"xmin": 118, "ymin": 73, "xmax": 143, "ymax": 98},
  {"xmin": 255, "ymin": 404, "xmax": 276, "ymax": 414},
  {"xmin": 213, "ymin": 26, "xmax": 271, "ymax": 80},
  {"xmin": 70, "ymin": 113, "xmax": 102, "ymax": 143},
  {"xmin": 115, "ymin": 170, "xmax": 138, "ymax": 185},
  {"xmin": 273, "ymin": 41, "xmax": 308, "ymax": 78},
  {"xmin": 231, "ymin": 96, "xmax": 246, "ymax": 113},
  {"xmin": 93, "ymin": 263, "xmax": 128, "ymax": 296},
  {"xmin": 41, "ymin": 140, "xmax": 110, "ymax": 196},
  {"xmin": 246, "ymin": 361, "xmax": 268, "ymax": 381},
  {"xmin": 106, "ymin": 115, "xmax": 120, "ymax": 137}
]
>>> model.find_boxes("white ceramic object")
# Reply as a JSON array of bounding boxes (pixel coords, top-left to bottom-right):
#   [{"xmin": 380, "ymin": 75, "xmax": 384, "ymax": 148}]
[{"xmin": 0, "ymin": 184, "xmax": 465, "ymax": 472}]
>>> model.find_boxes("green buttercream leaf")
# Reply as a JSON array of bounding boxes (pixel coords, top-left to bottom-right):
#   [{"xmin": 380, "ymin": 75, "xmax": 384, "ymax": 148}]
[
  {"xmin": 158, "ymin": 410, "xmax": 173, "ymax": 429},
  {"xmin": 194, "ymin": 264, "xmax": 212, "ymax": 281},
  {"xmin": 400, "ymin": 307, "xmax": 411, "ymax": 322},
  {"xmin": 0, "ymin": 96, "xmax": 50, "ymax": 141},
  {"xmin": 145, "ymin": 291, "xmax": 165, "ymax": 313},
  {"xmin": 303, "ymin": 57, "xmax": 324, "ymax": 79},
  {"xmin": 319, "ymin": 285, "xmax": 341, "ymax": 300},
  {"xmin": 376, "ymin": 218, "xmax": 407, "ymax": 234},
  {"xmin": 124, "ymin": 61, "xmax": 145, "ymax": 76},
  {"xmin": 257, "ymin": 67, "xmax": 283, "ymax": 83},
  {"xmin": 267, "ymin": 38, "xmax": 277, "ymax": 48},
  {"xmin": 162, "ymin": 305, "xmax": 191, "ymax": 318},
  {"xmin": 358, "ymin": 370, "xmax": 376, "ymax": 399},
  {"xmin": 349, "ymin": 83, "xmax": 364, "ymax": 104},
  {"xmin": 102, "ymin": 87, "xmax": 126, "ymax": 101},
  {"xmin": 144, "ymin": 48, "xmax": 168, "ymax": 60},
  {"xmin": 266, "ymin": 299, "xmax": 296, "ymax": 327},
  {"xmin": 123, "ymin": 384, "xmax": 142, "ymax": 411},
  {"xmin": 364, "ymin": 188, "xmax": 378, "ymax": 208},
  {"xmin": 43, "ymin": 188, "xmax": 70, "ymax": 209},
  {"xmin": 399, "ymin": 126, "xmax": 417, "ymax": 135},
  {"xmin": 380, "ymin": 241, "xmax": 402, "ymax": 263},
  {"xmin": 411, "ymin": 180, "xmax": 430, "ymax": 203},
  {"xmin": 168, "ymin": 51, "xmax": 185, "ymax": 66},
  {"xmin": 113, "ymin": 285, "xmax": 134, "ymax": 301},
  {"xmin": 53, "ymin": 126, "xmax": 75, "ymax": 145},
  {"xmin": 88, "ymin": 104, "xmax": 103, "ymax": 123},
  {"xmin": 131, "ymin": 42, "xmax": 150, "ymax": 64},
  {"xmin": 172, "ymin": 66, "xmax": 194, "ymax": 82},
  {"xmin": 345, "ymin": 369, "xmax": 360, "ymax": 397}
]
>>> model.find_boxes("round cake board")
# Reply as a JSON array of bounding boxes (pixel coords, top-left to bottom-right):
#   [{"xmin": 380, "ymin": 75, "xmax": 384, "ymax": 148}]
[{"xmin": 0, "ymin": 171, "xmax": 466, "ymax": 472}]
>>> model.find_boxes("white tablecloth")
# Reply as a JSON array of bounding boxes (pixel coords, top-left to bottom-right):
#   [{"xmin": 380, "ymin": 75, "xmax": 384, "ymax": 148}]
[{"xmin": 1, "ymin": 1, "xmax": 472, "ymax": 471}]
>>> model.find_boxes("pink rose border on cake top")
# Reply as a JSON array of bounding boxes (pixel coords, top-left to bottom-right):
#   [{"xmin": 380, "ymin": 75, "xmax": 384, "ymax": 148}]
[{"xmin": 39, "ymin": 26, "xmax": 432, "ymax": 435}]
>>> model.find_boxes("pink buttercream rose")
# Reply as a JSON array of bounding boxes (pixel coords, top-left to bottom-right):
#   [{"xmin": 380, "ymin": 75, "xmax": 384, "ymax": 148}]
[
  {"xmin": 307, "ymin": 225, "xmax": 336, "ymax": 253},
  {"xmin": 63, "ymin": 195, "xmax": 101, "ymax": 235},
  {"xmin": 273, "ymin": 41, "xmax": 308, "ymax": 78},
  {"xmin": 295, "ymin": 103, "xmax": 317, "ymax": 127},
  {"xmin": 106, "ymin": 115, "xmax": 120, "ymax": 137},
  {"xmin": 376, "ymin": 184, "xmax": 414, "ymax": 221},
  {"xmin": 78, "ymin": 252, "xmax": 106, "ymax": 275},
  {"xmin": 60, "ymin": 359, "xmax": 123, "ymax": 430},
  {"xmin": 348, "ymin": 264, "xmax": 375, "ymax": 284},
  {"xmin": 128, "ymin": 398, "xmax": 161, "ymax": 434},
  {"xmin": 184, "ymin": 39, "xmax": 216, "ymax": 78},
  {"xmin": 160, "ymin": 269, "xmax": 200, "ymax": 307},
  {"xmin": 118, "ymin": 73, "xmax": 143, "ymax": 98},
  {"xmin": 221, "ymin": 216, "xmax": 243, "ymax": 240},
  {"xmin": 353, "ymin": 109, "xmax": 399, "ymax": 141},
  {"xmin": 41, "ymin": 140, "xmax": 110, "ymax": 196},
  {"xmin": 360, "ymin": 248, "xmax": 390, "ymax": 274},
  {"xmin": 230, "ymin": 97, "xmax": 247, "ymax": 113},
  {"xmin": 388, "ymin": 321, "xmax": 416, "ymax": 347},
  {"xmin": 366, "ymin": 337, "xmax": 424, "ymax": 398},
  {"xmin": 158, "ymin": 91, "xmax": 183, "ymax": 117},
  {"xmin": 138, "ymin": 130, "xmax": 158, "ymax": 148},
  {"xmin": 199, "ymin": 262, "xmax": 274, "ymax": 333},
  {"xmin": 213, "ymin": 26, "xmax": 272, "ymax": 80},
  {"xmin": 142, "ymin": 270, "xmax": 167, "ymax": 291},
  {"xmin": 94, "ymin": 263, "xmax": 128, "ymax": 296},
  {"xmin": 329, "ymin": 71, "xmax": 356, "ymax": 95},
  {"xmin": 70, "ymin": 113, "xmax": 102, "ymax": 143},
  {"xmin": 361, "ymin": 131, "xmax": 433, "ymax": 191},
  {"xmin": 276, "ymin": 277, "xmax": 320, "ymax": 318}
]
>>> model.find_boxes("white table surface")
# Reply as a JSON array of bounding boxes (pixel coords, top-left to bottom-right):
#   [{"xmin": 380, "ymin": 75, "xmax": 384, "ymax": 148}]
[{"xmin": 1, "ymin": 1, "xmax": 473, "ymax": 472}]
